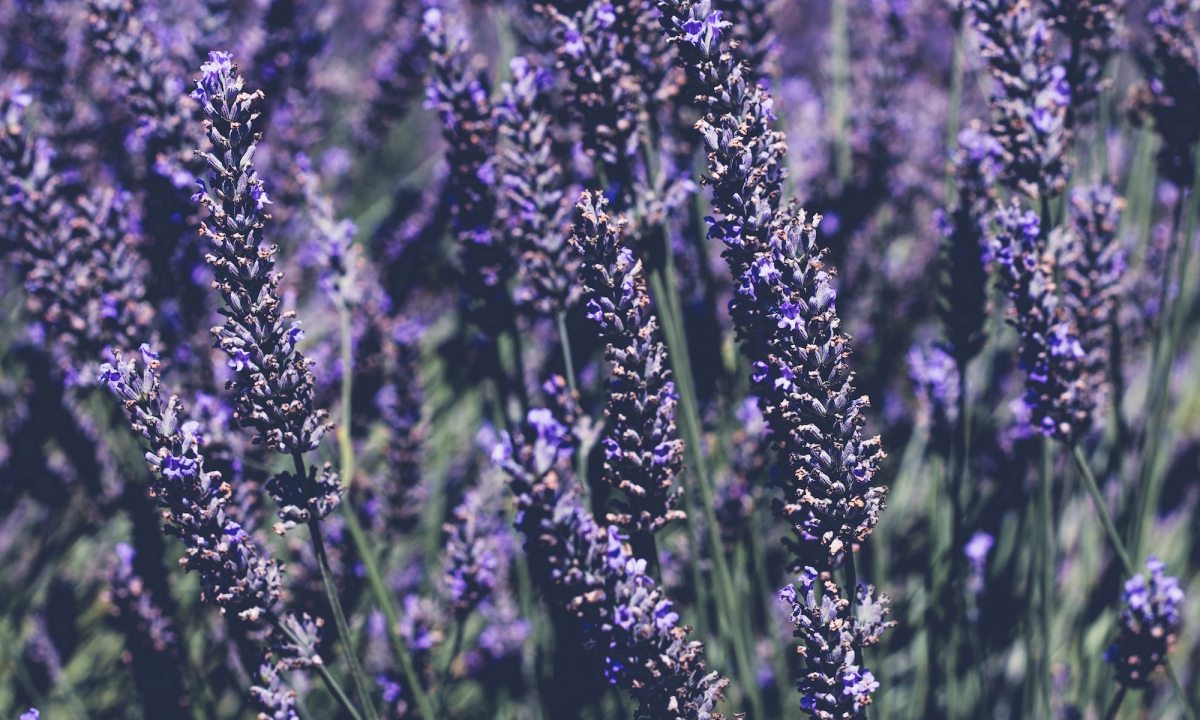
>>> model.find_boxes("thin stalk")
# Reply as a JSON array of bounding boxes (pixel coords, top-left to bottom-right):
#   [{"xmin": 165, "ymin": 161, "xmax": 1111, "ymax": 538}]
[
  {"xmin": 829, "ymin": 0, "xmax": 852, "ymax": 184},
  {"xmin": 1070, "ymin": 445, "xmax": 1196, "ymax": 720},
  {"xmin": 1129, "ymin": 192, "xmax": 1185, "ymax": 555},
  {"xmin": 305, "ymin": 512, "xmax": 379, "ymax": 720},
  {"xmin": 1136, "ymin": 183, "xmax": 1199, "ymax": 558},
  {"xmin": 555, "ymin": 311, "xmax": 578, "ymax": 397},
  {"xmin": 437, "ymin": 617, "xmax": 466, "ymax": 713},
  {"xmin": 1102, "ymin": 686, "xmax": 1126, "ymax": 720},
  {"xmin": 335, "ymin": 302, "xmax": 436, "ymax": 719},
  {"xmin": 648, "ymin": 267, "xmax": 762, "ymax": 719},
  {"xmin": 555, "ymin": 309, "xmax": 589, "ymax": 492},
  {"xmin": 271, "ymin": 612, "xmax": 364, "ymax": 720},
  {"xmin": 1070, "ymin": 445, "xmax": 1133, "ymax": 576},
  {"xmin": 1039, "ymin": 441, "xmax": 1054, "ymax": 719},
  {"xmin": 341, "ymin": 505, "xmax": 438, "ymax": 720}
]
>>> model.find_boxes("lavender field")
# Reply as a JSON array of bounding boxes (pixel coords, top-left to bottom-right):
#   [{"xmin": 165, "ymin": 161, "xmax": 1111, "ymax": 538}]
[{"xmin": 1, "ymin": 0, "xmax": 1198, "ymax": 718}]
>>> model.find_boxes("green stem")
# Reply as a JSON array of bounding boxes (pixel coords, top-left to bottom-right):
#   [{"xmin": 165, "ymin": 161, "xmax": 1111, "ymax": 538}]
[
  {"xmin": 830, "ymin": 0, "xmax": 851, "ymax": 184},
  {"xmin": 272, "ymin": 612, "xmax": 364, "ymax": 720},
  {"xmin": 1135, "ymin": 183, "xmax": 1198, "ymax": 558},
  {"xmin": 1039, "ymin": 441, "xmax": 1054, "ymax": 719},
  {"xmin": 334, "ymin": 301, "xmax": 436, "ymax": 718},
  {"xmin": 341, "ymin": 505, "xmax": 438, "ymax": 719},
  {"xmin": 555, "ymin": 311, "xmax": 578, "ymax": 397},
  {"xmin": 306, "ymin": 513, "xmax": 379, "ymax": 720},
  {"xmin": 437, "ymin": 617, "xmax": 466, "ymax": 713},
  {"xmin": 1071, "ymin": 445, "xmax": 1196, "ymax": 720},
  {"xmin": 1070, "ymin": 445, "xmax": 1133, "ymax": 577},
  {"xmin": 648, "ymin": 267, "xmax": 762, "ymax": 719},
  {"xmin": 1102, "ymin": 686, "xmax": 1125, "ymax": 720}
]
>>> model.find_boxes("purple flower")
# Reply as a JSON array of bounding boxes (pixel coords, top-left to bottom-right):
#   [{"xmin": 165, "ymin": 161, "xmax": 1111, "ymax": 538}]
[
  {"xmin": 572, "ymin": 193, "xmax": 685, "ymax": 536},
  {"xmin": 1107, "ymin": 556, "xmax": 1184, "ymax": 688},
  {"xmin": 780, "ymin": 568, "xmax": 895, "ymax": 717}
]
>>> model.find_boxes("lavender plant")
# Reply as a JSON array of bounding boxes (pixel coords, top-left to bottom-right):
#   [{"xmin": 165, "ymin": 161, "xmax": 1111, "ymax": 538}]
[
  {"xmin": 573, "ymin": 192, "xmax": 685, "ymax": 538},
  {"xmin": 7, "ymin": 2, "xmax": 1200, "ymax": 719}
]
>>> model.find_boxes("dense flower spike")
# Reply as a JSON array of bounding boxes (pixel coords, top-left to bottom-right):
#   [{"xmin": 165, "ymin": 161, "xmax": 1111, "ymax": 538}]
[
  {"xmin": 443, "ymin": 471, "xmax": 514, "ymax": 616},
  {"xmin": 990, "ymin": 201, "xmax": 1093, "ymax": 439},
  {"xmin": 1060, "ymin": 184, "xmax": 1124, "ymax": 399},
  {"xmin": 778, "ymin": 568, "xmax": 895, "ymax": 719},
  {"xmin": 1044, "ymin": 0, "xmax": 1126, "ymax": 124},
  {"xmin": 966, "ymin": 0, "xmax": 1071, "ymax": 197},
  {"xmin": 105, "ymin": 543, "xmax": 189, "ymax": 717},
  {"xmin": 0, "ymin": 95, "xmax": 157, "ymax": 382},
  {"xmin": 936, "ymin": 125, "xmax": 1002, "ymax": 368},
  {"xmin": 908, "ymin": 343, "xmax": 960, "ymax": 434},
  {"xmin": 423, "ymin": 6, "xmax": 512, "ymax": 334},
  {"xmin": 1129, "ymin": 0, "xmax": 1200, "ymax": 188},
  {"xmin": 372, "ymin": 318, "xmax": 428, "ymax": 533},
  {"xmin": 97, "ymin": 346, "xmax": 314, "ymax": 716},
  {"xmin": 497, "ymin": 56, "xmax": 576, "ymax": 315},
  {"xmin": 1107, "ymin": 557, "xmax": 1184, "ymax": 688},
  {"xmin": 191, "ymin": 52, "xmax": 338, "ymax": 523},
  {"xmin": 551, "ymin": 1, "xmax": 643, "ymax": 170},
  {"xmin": 498, "ymin": 403, "xmax": 728, "ymax": 719},
  {"xmin": 658, "ymin": 0, "xmax": 886, "ymax": 558},
  {"xmin": 573, "ymin": 191, "xmax": 685, "ymax": 535}
]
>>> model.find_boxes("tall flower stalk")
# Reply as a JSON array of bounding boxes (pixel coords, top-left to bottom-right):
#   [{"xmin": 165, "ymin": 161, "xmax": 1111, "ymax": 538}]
[
  {"xmin": 572, "ymin": 192, "xmax": 685, "ymax": 546},
  {"xmin": 656, "ymin": 2, "xmax": 891, "ymax": 713},
  {"xmin": 189, "ymin": 51, "xmax": 377, "ymax": 720}
]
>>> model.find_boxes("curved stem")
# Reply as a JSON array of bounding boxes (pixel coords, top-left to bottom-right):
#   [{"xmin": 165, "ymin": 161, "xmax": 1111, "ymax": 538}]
[
  {"xmin": 555, "ymin": 311, "xmax": 578, "ymax": 397},
  {"xmin": 340, "ymin": 505, "xmax": 438, "ymax": 719}
]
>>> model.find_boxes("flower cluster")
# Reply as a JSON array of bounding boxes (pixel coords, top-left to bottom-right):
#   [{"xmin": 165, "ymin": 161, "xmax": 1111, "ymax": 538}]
[
  {"xmin": 191, "ymin": 52, "xmax": 338, "ymax": 523},
  {"xmin": 1107, "ymin": 557, "xmax": 1184, "ymax": 688},
  {"xmin": 497, "ymin": 55, "xmax": 577, "ymax": 316},
  {"xmin": 658, "ymin": 0, "xmax": 886, "ymax": 558},
  {"xmin": 1129, "ymin": 0, "xmax": 1200, "ymax": 188},
  {"xmin": 423, "ymin": 7, "xmax": 512, "ymax": 334},
  {"xmin": 966, "ymin": 0, "xmax": 1071, "ymax": 197},
  {"xmin": 908, "ymin": 343, "xmax": 961, "ymax": 435},
  {"xmin": 0, "ymin": 94, "xmax": 156, "ymax": 383},
  {"xmin": 1060, "ymin": 184, "xmax": 1125, "ymax": 396},
  {"xmin": 105, "ymin": 542, "xmax": 188, "ymax": 717},
  {"xmin": 1043, "ymin": 0, "xmax": 1126, "ymax": 124},
  {"xmin": 443, "ymin": 470, "xmax": 515, "ymax": 617},
  {"xmin": 778, "ymin": 568, "xmax": 895, "ymax": 719},
  {"xmin": 372, "ymin": 318, "xmax": 428, "ymax": 534},
  {"xmin": 97, "ymin": 345, "xmax": 320, "ymax": 717},
  {"xmin": 551, "ymin": 1, "xmax": 643, "ymax": 171},
  {"xmin": 936, "ymin": 124, "xmax": 1003, "ymax": 369},
  {"xmin": 990, "ymin": 201, "xmax": 1094, "ymax": 439},
  {"xmin": 573, "ymin": 191, "xmax": 685, "ymax": 536},
  {"xmin": 498, "ymin": 402, "xmax": 728, "ymax": 719}
]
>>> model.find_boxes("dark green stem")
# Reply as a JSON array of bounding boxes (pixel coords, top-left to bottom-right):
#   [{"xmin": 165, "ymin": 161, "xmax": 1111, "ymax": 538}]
[
  {"xmin": 1102, "ymin": 686, "xmax": 1125, "ymax": 720},
  {"xmin": 305, "ymin": 512, "xmax": 379, "ymax": 720}
]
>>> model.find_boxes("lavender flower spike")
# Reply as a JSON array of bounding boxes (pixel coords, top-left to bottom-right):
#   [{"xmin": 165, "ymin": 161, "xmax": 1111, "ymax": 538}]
[
  {"xmin": 966, "ymin": 0, "xmax": 1071, "ymax": 197},
  {"xmin": 97, "ymin": 346, "xmax": 319, "ymax": 717},
  {"xmin": 779, "ymin": 568, "xmax": 895, "ymax": 718},
  {"xmin": 991, "ymin": 200, "xmax": 1093, "ymax": 439},
  {"xmin": 573, "ymin": 191, "xmax": 685, "ymax": 536},
  {"xmin": 658, "ymin": 0, "xmax": 886, "ymax": 558},
  {"xmin": 191, "ymin": 52, "xmax": 338, "ymax": 525},
  {"xmin": 1107, "ymin": 557, "xmax": 1184, "ymax": 688},
  {"xmin": 498, "ymin": 402, "xmax": 727, "ymax": 718}
]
